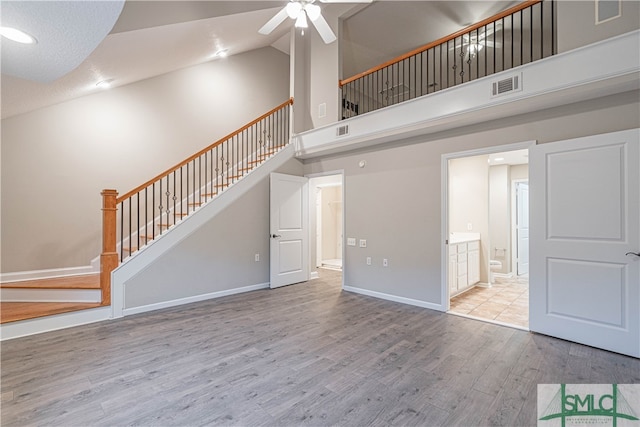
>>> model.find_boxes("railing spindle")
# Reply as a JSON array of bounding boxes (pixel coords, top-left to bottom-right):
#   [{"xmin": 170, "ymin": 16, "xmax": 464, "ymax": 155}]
[{"xmin": 339, "ymin": 0, "xmax": 551, "ymax": 117}]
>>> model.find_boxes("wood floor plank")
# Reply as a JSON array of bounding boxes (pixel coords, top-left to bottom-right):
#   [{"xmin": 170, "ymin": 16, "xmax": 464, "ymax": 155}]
[
  {"xmin": 1, "ymin": 268, "xmax": 638, "ymax": 427},
  {"xmin": 0, "ymin": 274, "xmax": 100, "ymax": 289},
  {"xmin": 0, "ymin": 302, "xmax": 102, "ymax": 324}
]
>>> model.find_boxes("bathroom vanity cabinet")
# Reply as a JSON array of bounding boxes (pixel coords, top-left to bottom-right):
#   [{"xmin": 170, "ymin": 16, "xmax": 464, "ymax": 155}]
[{"xmin": 448, "ymin": 238, "xmax": 480, "ymax": 296}]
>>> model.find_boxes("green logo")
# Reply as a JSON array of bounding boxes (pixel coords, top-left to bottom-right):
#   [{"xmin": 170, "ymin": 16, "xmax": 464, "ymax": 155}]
[{"xmin": 539, "ymin": 384, "xmax": 639, "ymax": 427}]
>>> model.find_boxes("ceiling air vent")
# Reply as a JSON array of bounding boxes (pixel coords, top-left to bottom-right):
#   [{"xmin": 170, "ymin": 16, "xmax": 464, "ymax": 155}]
[
  {"xmin": 336, "ymin": 124, "xmax": 349, "ymax": 137},
  {"xmin": 491, "ymin": 73, "xmax": 522, "ymax": 97}
]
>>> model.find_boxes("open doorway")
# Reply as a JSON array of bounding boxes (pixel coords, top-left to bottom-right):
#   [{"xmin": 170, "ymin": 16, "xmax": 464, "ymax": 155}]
[
  {"xmin": 445, "ymin": 147, "xmax": 530, "ymax": 329},
  {"xmin": 308, "ymin": 173, "xmax": 344, "ymax": 278}
]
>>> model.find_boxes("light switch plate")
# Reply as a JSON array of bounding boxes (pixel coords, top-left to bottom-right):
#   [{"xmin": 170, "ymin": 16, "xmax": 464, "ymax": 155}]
[
  {"xmin": 347, "ymin": 238, "xmax": 356, "ymax": 246},
  {"xmin": 359, "ymin": 239, "xmax": 367, "ymax": 248}
]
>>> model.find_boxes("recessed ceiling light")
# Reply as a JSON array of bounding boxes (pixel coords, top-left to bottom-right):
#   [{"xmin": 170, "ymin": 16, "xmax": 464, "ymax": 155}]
[
  {"xmin": 0, "ymin": 26, "xmax": 37, "ymax": 44},
  {"xmin": 96, "ymin": 79, "xmax": 114, "ymax": 89},
  {"xmin": 215, "ymin": 49, "xmax": 228, "ymax": 58}
]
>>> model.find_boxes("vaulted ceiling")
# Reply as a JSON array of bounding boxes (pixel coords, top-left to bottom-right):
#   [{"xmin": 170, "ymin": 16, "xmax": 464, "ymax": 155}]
[{"xmin": 1, "ymin": 0, "xmax": 516, "ymax": 119}]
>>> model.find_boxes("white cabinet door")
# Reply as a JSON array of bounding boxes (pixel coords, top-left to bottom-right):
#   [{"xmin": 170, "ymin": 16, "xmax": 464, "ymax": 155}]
[
  {"xmin": 530, "ymin": 129, "xmax": 639, "ymax": 357},
  {"xmin": 449, "ymin": 252, "xmax": 458, "ymax": 294},
  {"xmin": 467, "ymin": 249, "xmax": 480, "ymax": 285}
]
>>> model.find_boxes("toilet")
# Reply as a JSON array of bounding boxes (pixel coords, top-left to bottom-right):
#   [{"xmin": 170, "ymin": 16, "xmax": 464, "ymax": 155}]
[{"xmin": 490, "ymin": 260, "xmax": 502, "ymax": 284}]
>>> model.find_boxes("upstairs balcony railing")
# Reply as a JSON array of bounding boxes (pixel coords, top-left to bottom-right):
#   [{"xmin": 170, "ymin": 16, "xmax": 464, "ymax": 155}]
[
  {"xmin": 99, "ymin": 99, "xmax": 293, "ymax": 305},
  {"xmin": 339, "ymin": 0, "xmax": 555, "ymax": 119}
]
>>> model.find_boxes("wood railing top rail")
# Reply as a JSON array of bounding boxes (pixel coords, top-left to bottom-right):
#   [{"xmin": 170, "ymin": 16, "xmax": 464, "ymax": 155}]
[
  {"xmin": 116, "ymin": 98, "xmax": 293, "ymax": 203},
  {"xmin": 339, "ymin": 0, "xmax": 542, "ymax": 87}
]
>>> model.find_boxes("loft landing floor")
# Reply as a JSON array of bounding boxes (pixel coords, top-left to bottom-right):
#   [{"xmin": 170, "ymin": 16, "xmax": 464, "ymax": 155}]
[{"xmin": 1, "ymin": 269, "xmax": 637, "ymax": 426}]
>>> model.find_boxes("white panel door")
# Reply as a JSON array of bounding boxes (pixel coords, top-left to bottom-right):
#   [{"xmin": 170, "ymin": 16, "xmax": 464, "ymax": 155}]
[
  {"xmin": 530, "ymin": 129, "xmax": 639, "ymax": 357},
  {"xmin": 516, "ymin": 182, "xmax": 529, "ymax": 275},
  {"xmin": 270, "ymin": 173, "xmax": 309, "ymax": 289}
]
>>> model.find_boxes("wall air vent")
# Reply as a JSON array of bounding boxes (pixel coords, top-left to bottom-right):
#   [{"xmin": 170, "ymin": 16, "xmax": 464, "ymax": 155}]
[
  {"xmin": 491, "ymin": 73, "xmax": 522, "ymax": 97},
  {"xmin": 336, "ymin": 124, "xmax": 349, "ymax": 137}
]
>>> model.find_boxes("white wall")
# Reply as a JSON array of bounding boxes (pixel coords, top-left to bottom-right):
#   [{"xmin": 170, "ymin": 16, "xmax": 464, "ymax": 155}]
[
  {"xmin": 321, "ymin": 186, "xmax": 342, "ymax": 261},
  {"xmin": 303, "ymin": 91, "xmax": 639, "ymax": 308},
  {"xmin": 292, "ymin": 5, "xmax": 349, "ymax": 132},
  {"xmin": 1, "ymin": 47, "xmax": 290, "ymax": 273},
  {"xmin": 449, "ymin": 155, "xmax": 490, "ymax": 282},
  {"xmin": 511, "ymin": 164, "xmax": 529, "ymax": 181},
  {"xmin": 489, "ymin": 164, "xmax": 511, "ymax": 274},
  {"xmin": 557, "ymin": 0, "xmax": 640, "ymax": 53},
  {"xmin": 309, "ymin": 173, "xmax": 343, "ymax": 273},
  {"xmin": 123, "ymin": 158, "xmax": 304, "ymax": 309}
]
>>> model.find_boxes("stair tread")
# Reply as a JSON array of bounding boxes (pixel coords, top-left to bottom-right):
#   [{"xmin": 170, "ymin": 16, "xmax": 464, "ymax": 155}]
[
  {"xmin": 1, "ymin": 274, "xmax": 100, "ymax": 290},
  {"xmin": 0, "ymin": 302, "xmax": 103, "ymax": 324}
]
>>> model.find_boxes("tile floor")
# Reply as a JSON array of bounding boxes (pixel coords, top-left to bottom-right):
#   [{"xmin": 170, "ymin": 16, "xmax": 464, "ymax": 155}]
[{"xmin": 449, "ymin": 275, "xmax": 529, "ymax": 329}]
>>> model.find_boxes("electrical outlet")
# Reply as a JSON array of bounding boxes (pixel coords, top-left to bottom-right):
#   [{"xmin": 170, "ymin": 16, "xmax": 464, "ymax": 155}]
[
  {"xmin": 347, "ymin": 238, "xmax": 356, "ymax": 246},
  {"xmin": 383, "ymin": 258, "xmax": 388, "ymax": 267},
  {"xmin": 255, "ymin": 253, "xmax": 260, "ymax": 262},
  {"xmin": 359, "ymin": 239, "xmax": 367, "ymax": 248},
  {"xmin": 366, "ymin": 257, "xmax": 372, "ymax": 265}
]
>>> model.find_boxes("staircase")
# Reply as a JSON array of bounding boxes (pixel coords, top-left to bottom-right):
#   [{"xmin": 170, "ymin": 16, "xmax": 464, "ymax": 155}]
[{"xmin": 0, "ymin": 99, "xmax": 293, "ymax": 327}]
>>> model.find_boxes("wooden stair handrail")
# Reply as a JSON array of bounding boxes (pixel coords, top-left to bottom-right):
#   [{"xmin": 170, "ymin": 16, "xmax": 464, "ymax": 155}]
[
  {"xmin": 339, "ymin": 0, "xmax": 542, "ymax": 87},
  {"xmin": 116, "ymin": 98, "xmax": 293, "ymax": 203}
]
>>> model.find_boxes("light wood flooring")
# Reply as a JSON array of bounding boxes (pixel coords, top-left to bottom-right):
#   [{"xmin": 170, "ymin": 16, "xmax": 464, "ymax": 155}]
[
  {"xmin": 1, "ymin": 274, "xmax": 101, "ymax": 324},
  {"xmin": 2, "ymin": 270, "xmax": 638, "ymax": 426},
  {"xmin": 450, "ymin": 276, "xmax": 529, "ymax": 329}
]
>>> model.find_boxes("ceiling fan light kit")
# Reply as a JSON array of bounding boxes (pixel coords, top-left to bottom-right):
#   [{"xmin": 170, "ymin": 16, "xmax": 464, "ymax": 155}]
[
  {"xmin": 286, "ymin": 2, "xmax": 303, "ymax": 18},
  {"xmin": 295, "ymin": 12, "xmax": 308, "ymax": 29},
  {"xmin": 259, "ymin": 0, "xmax": 370, "ymax": 44}
]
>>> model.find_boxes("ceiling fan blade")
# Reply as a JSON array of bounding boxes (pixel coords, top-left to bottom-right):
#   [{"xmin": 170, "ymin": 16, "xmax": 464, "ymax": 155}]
[
  {"xmin": 259, "ymin": 6, "xmax": 289, "ymax": 35},
  {"xmin": 310, "ymin": 13, "xmax": 337, "ymax": 44}
]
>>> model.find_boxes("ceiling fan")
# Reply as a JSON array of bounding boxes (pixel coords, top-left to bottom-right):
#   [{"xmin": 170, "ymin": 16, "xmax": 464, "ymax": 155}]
[
  {"xmin": 259, "ymin": 0, "xmax": 371, "ymax": 44},
  {"xmin": 451, "ymin": 23, "xmax": 502, "ymax": 57}
]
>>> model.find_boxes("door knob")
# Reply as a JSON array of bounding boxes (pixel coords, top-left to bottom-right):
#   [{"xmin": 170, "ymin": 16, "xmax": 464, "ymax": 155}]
[
  {"xmin": 271, "ymin": 234, "xmax": 282, "ymax": 239},
  {"xmin": 626, "ymin": 251, "xmax": 640, "ymax": 257}
]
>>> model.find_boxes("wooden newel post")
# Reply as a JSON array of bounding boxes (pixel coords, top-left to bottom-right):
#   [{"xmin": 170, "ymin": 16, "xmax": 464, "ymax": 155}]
[{"xmin": 100, "ymin": 189, "xmax": 118, "ymax": 306}]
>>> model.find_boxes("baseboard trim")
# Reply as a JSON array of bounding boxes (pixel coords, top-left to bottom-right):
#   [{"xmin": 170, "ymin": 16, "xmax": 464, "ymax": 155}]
[
  {"xmin": 310, "ymin": 271, "xmax": 319, "ymax": 280},
  {"xmin": 0, "ymin": 306, "xmax": 112, "ymax": 341},
  {"xmin": 493, "ymin": 272, "xmax": 514, "ymax": 279},
  {"xmin": 123, "ymin": 282, "xmax": 270, "ymax": 316},
  {"xmin": 343, "ymin": 285, "xmax": 444, "ymax": 312},
  {"xmin": 1, "ymin": 266, "xmax": 98, "ymax": 283}
]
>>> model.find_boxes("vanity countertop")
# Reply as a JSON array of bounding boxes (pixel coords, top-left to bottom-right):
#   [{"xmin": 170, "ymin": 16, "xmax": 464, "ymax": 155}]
[{"xmin": 449, "ymin": 232, "xmax": 481, "ymax": 244}]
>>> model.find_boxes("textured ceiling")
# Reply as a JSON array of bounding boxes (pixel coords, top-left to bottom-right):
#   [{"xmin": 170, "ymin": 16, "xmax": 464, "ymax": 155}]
[
  {"xmin": 1, "ymin": 1, "xmax": 513, "ymax": 120},
  {"xmin": 1, "ymin": 1, "xmax": 125, "ymax": 82}
]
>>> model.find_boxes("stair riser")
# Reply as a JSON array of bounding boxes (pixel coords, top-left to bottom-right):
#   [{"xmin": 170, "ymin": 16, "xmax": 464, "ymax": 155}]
[{"xmin": 0, "ymin": 289, "xmax": 101, "ymax": 303}]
